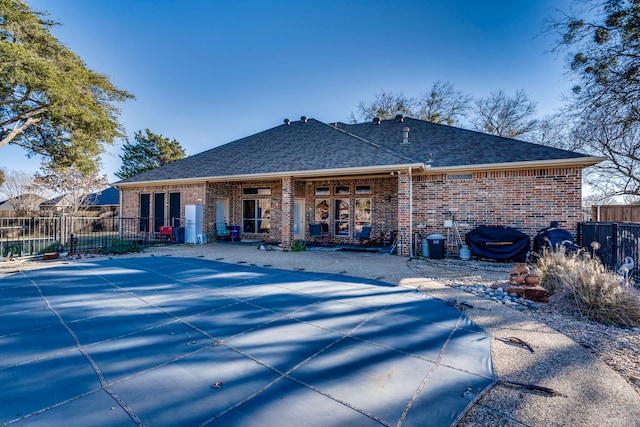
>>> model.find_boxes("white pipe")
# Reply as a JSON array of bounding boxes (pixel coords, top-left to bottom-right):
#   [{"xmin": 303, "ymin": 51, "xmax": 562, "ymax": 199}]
[{"xmin": 409, "ymin": 166, "xmax": 413, "ymax": 258}]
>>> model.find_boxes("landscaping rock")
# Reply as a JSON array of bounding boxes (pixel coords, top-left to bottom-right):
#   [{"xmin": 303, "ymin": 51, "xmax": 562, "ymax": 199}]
[{"xmin": 524, "ymin": 285, "xmax": 549, "ymax": 302}]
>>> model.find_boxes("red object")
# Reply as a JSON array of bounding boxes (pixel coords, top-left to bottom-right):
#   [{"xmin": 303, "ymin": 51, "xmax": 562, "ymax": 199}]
[{"xmin": 159, "ymin": 226, "xmax": 173, "ymax": 236}]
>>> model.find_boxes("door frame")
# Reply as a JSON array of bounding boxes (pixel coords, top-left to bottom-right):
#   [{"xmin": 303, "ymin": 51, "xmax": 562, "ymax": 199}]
[{"xmin": 294, "ymin": 199, "xmax": 304, "ymax": 240}]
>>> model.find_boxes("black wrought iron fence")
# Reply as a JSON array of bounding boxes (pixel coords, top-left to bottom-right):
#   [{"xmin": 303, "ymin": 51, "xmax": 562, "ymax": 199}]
[
  {"xmin": 0, "ymin": 216, "xmax": 180, "ymax": 258},
  {"xmin": 578, "ymin": 222, "xmax": 640, "ymax": 283}
]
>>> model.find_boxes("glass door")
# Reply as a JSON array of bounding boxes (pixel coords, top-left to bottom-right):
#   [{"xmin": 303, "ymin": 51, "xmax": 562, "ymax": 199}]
[{"xmin": 294, "ymin": 199, "xmax": 304, "ymax": 240}]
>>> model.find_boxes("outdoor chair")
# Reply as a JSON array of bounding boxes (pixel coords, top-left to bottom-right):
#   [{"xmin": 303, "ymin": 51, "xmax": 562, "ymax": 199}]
[
  {"xmin": 309, "ymin": 223, "xmax": 330, "ymax": 243},
  {"xmin": 215, "ymin": 223, "xmax": 231, "ymax": 241},
  {"xmin": 355, "ymin": 226, "xmax": 372, "ymax": 245},
  {"xmin": 309, "ymin": 223, "xmax": 322, "ymax": 239}
]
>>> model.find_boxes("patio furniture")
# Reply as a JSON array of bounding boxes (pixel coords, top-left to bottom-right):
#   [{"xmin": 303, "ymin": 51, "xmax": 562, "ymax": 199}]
[
  {"xmin": 309, "ymin": 223, "xmax": 330, "ymax": 243},
  {"xmin": 215, "ymin": 223, "xmax": 231, "ymax": 241},
  {"xmin": 355, "ymin": 226, "xmax": 372, "ymax": 245}
]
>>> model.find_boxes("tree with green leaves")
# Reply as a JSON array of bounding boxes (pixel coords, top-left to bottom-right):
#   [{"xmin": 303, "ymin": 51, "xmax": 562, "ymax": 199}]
[
  {"xmin": 115, "ymin": 129, "xmax": 186, "ymax": 179},
  {"xmin": 0, "ymin": 0, "xmax": 133, "ymax": 173},
  {"xmin": 550, "ymin": 0, "xmax": 640, "ymax": 198}
]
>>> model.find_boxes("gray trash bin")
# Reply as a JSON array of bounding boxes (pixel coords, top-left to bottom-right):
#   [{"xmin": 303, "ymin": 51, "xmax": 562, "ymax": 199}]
[
  {"xmin": 422, "ymin": 237, "xmax": 430, "ymax": 257},
  {"xmin": 427, "ymin": 234, "xmax": 446, "ymax": 259}
]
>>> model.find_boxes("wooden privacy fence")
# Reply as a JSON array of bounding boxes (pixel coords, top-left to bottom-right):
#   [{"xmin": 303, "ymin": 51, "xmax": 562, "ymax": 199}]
[
  {"xmin": 578, "ymin": 222, "xmax": 640, "ymax": 283},
  {"xmin": 591, "ymin": 205, "xmax": 640, "ymax": 223}
]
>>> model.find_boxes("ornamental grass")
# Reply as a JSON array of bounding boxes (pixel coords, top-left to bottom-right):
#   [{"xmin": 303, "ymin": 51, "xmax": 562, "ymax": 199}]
[{"xmin": 535, "ymin": 246, "xmax": 640, "ymax": 327}]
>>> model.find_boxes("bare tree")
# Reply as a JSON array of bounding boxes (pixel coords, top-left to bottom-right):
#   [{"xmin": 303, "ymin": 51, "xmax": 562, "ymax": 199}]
[
  {"xmin": 415, "ymin": 81, "xmax": 472, "ymax": 126},
  {"xmin": 472, "ymin": 90, "xmax": 538, "ymax": 138},
  {"xmin": 0, "ymin": 169, "xmax": 47, "ymax": 215},
  {"xmin": 349, "ymin": 91, "xmax": 415, "ymax": 123},
  {"xmin": 572, "ymin": 106, "xmax": 640, "ymax": 198},
  {"xmin": 33, "ymin": 166, "xmax": 108, "ymax": 217},
  {"xmin": 548, "ymin": 0, "xmax": 640, "ymax": 198},
  {"xmin": 528, "ymin": 112, "xmax": 585, "ymax": 151}
]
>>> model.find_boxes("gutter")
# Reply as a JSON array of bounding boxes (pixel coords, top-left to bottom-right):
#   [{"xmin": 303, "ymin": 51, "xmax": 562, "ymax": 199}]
[
  {"xmin": 112, "ymin": 163, "xmax": 427, "ymax": 188},
  {"xmin": 423, "ymin": 156, "xmax": 606, "ymax": 174}
]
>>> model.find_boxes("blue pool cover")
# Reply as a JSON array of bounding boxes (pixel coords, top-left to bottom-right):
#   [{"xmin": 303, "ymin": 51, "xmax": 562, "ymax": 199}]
[{"xmin": 0, "ymin": 256, "xmax": 494, "ymax": 426}]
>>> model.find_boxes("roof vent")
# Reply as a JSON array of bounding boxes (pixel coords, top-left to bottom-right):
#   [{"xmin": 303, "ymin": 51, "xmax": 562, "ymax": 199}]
[
  {"xmin": 402, "ymin": 127, "xmax": 410, "ymax": 144},
  {"xmin": 301, "ymin": 116, "xmax": 308, "ymax": 123},
  {"xmin": 373, "ymin": 117, "xmax": 381, "ymax": 125},
  {"xmin": 395, "ymin": 114, "xmax": 404, "ymax": 122},
  {"xmin": 284, "ymin": 118, "xmax": 291, "ymax": 125}
]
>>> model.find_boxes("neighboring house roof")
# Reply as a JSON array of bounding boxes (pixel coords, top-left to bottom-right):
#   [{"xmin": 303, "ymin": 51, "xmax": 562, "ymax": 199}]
[
  {"xmin": 116, "ymin": 117, "xmax": 604, "ymax": 186},
  {"xmin": 0, "ymin": 194, "xmax": 47, "ymax": 211},
  {"xmin": 92, "ymin": 187, "xmax": 119, "ymax": 206},
  {"xmin": 41, "ymin": 187, "xmax": 120, "ymax": 208}
]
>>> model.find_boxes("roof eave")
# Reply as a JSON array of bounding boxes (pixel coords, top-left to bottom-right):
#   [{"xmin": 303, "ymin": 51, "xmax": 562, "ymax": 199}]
[
  {"xmin": 425, "ymin": 156, "xmax": 606, "ymax": 174},
  {"xmin": 113, "ymin": 163, "xmax": 427, "ymax": 188}
]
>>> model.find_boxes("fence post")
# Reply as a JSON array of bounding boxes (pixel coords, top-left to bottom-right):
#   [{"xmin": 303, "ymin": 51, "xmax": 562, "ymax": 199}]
[
  {"xmin": 577, "ymin": 222, "xmax": 583, "ymax": 246},
  {"xmin": 612, "ymin": 222, "xmax": 618, "ymax": 269}
]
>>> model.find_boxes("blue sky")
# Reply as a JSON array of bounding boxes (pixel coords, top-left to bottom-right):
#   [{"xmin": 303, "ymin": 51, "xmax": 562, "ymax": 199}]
[{"xmin": 4, "ymin": 0, "xmax": 574, "ymax": 181}]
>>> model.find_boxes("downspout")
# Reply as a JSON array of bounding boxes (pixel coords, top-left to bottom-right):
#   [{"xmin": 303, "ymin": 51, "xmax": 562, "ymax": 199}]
[{"xmin": 409, "ymin": 166, "xmax": 414, "ymax": 258}]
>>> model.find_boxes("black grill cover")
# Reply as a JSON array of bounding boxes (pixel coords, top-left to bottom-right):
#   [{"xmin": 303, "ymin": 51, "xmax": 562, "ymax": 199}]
[
  {"xmin": 465, "ymin": 226, "xmax": 530, "ymax": 262},
  {"xmin": 532, "ymin": 225, "xmax": 578, "ymax": 254}
]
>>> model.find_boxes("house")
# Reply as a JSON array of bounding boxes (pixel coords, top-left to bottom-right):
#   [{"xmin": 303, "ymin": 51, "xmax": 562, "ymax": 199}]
[
  {"xmin": 40, "ymin": 187, "xmax": 120, "ymax": 216},
  {"xmin": 0, "ymin": 194, "xmax": 47, "ymax": 216},
  {"xmin": 115, "ymin": 116, "xmax": 603, "ymax": 256}
]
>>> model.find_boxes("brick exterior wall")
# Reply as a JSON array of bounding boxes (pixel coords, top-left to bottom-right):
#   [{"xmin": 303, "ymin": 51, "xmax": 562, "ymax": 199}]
[
  {"xmin": 118, "ymin": 165, "xmax": 583, "ymax": 255},
  {"xmin": 120, "ymin": 183, "xmax": 206, "ymax": 224},
  {"xmin": 281, "ymin": 177, "xmax": 294, "ymax": 250}
]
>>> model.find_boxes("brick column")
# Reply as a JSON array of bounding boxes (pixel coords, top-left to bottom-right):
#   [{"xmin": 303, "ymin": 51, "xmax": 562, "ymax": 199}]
[
  {"xmin": 281, "ymin": 177, "xmax": 295, "ymax": 250},
  {"xmin": 397, "ymin": 171, "xmax": 410, "ymax": 256}
]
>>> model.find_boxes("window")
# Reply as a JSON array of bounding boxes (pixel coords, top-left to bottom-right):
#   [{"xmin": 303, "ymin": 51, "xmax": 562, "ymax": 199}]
[
  {"xmin": 335, "ymin": 185, "xmax": 350, "ymax": 195},
  {"xmin": 355, "ymin": 185, "xmax": 371, "ymax": 194},
  {"xmin": 334, "ymin": 198, "xmax": 350, "ymax": 236},
  {"xmin": 242, "ymin": 199, "xmax": 271, "ymax": 234},
  {"xmin": 315, "ymin": 199, "xmax": 330, "ymax": 232},
  {"xmin": 315, "ymin": 186, "xmax": 330, "ymax": 196},
  {"xmin": 243, "ymin": 187, "xmax": 271, "ymax": 195},
  {"xmin": 355, "ymin": 198, "xmax": 371, "ymax": 233}
]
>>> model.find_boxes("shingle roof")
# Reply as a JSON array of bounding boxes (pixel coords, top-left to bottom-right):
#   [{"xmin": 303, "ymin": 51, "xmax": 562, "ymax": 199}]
[
  {"xmin": 41, "ymin": 187, "xmax": 119, "ymax": 207},
  {"xmin": 116, "ymin": 117, "xmax": 598, "ymax": 185},
  {"xmin": 340, "ymin": 117, "xmax": 590, "ymax": 168}
]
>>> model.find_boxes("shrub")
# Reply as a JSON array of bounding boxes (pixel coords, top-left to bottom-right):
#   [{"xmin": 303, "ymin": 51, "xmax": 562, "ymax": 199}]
[
  {"xmin": 100, "ymin": 239, "xmax": 144, "ymax": 255},
  {"xmin": 289, "ymin": 240, "xmax": 307, "ymax": 252},
  {"xmin": 535, "ymin": 246, "xmax": 640, "ymax": 327}
]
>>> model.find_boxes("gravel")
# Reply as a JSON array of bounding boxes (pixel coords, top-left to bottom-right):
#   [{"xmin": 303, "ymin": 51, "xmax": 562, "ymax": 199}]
[{"xmin": 425, "ymin": 261, "xmax": 640, "ymax": 397}]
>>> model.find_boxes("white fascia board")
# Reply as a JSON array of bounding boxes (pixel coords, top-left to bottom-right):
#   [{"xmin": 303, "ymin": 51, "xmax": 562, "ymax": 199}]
[
  {"xmin": 422, "ymin": 156, "xmax": 606, "ymax": 174},
  {"xmin": 113, "ymin": 163, "xmax": 427, "ymax": 187}
]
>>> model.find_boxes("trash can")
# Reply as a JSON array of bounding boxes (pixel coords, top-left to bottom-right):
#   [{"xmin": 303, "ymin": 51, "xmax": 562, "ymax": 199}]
[
  {"xmin": 427, "ymin": 234, "xmax": 446, "ymax": 259},
  {"xmin": 230, "ymin": 225, "xmax": 240, "ymax": 241},
  {"xmin": 174, "ymin": 227, "xmax": 185, "ymax": 244}
]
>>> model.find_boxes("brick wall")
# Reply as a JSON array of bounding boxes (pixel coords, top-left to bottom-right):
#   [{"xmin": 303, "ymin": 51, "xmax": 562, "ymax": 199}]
[
  {"xmin": 120, "ymin": 183, "xmax": 206, "ymax": 225},
  {"xmin": 118, "ymin": 165, "xmax": 583, "ymax": 254},
  {"xmin": 412, "ymin": 167, "xmax": 583, "ymax": 254}
]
